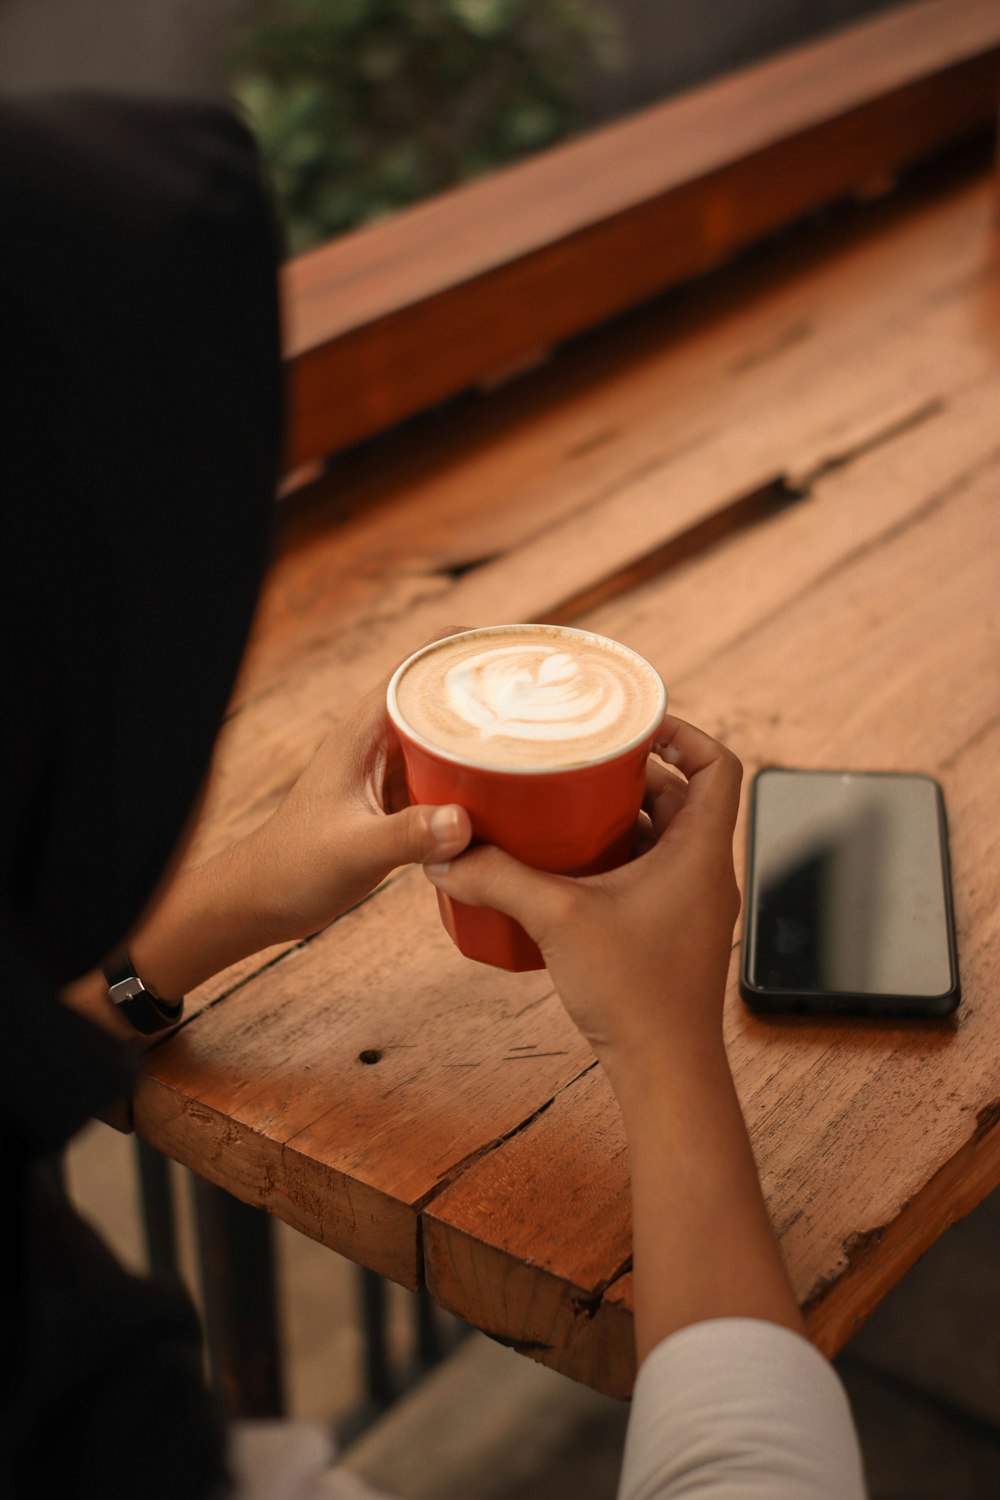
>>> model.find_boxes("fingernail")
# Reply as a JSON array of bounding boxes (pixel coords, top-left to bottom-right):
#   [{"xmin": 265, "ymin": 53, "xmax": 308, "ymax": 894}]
[
  {"xmin": 661, "ymin": 744, "xmax": 683, "ymax": 765},
  {"xmin": 424, "ymin": 862, "xmax": 451, "ymax": 881},
  {"xmin": 431, "ymin": 806, "xmax": 462, "ymax": 844}
]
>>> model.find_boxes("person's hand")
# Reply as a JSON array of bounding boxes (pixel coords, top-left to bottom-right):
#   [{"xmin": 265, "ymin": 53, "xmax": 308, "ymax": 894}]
[
  {"xmin": 242, "ymin": 673, "xmax": 473, "ymax": 946},
  {"xmin": 424, "ymin": 716, "xmax": 742, "ymax": 1097},
  {"xmin": 89, "ymin": 652, "xmax": 474, "ymax": 1011}
]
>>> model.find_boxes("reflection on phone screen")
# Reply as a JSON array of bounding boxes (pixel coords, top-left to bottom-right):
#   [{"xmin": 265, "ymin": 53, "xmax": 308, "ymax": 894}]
[{"xmin": 749, "ymin": 771, "xmax": 955, "ymax": 1000}]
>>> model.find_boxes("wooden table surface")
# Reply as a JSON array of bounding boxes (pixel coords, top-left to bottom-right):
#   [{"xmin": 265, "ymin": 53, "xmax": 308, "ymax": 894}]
[{"xmin": 135, "ymin": 155, "xmax": 1000, "ymax": 1399}]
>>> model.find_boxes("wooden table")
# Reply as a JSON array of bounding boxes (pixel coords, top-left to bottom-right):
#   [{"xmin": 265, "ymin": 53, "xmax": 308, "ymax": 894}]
[{"xmin": 135, "ymin": 152, "xmax": 1000, "ymax": 1401}]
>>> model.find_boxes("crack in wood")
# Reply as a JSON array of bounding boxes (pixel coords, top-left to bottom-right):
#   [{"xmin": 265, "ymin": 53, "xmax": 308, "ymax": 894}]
[
  {"xmin": 480, "ymin": 1329, "xmax": 553, "ymax": 1354},
  {"xmin": 565, "ymin": 427, "xmax": 620, "ymax": 462},
  {"xmin": 797, "ymin": 431, "xmax": 1000, "ymax": 566},
  {"xmin": 509, "ymin": 993, "xmax": 550, "ymax": 1021},
  {"xmin": 687, "ymin": 434, "xmax": 1000, "ymax": 682},
  {"xmin": 501, "ymin": 1050, "xmax": 569, "ymax": 1061},
  {"xmin": 413, "ymin": 1058, "xmax": 601, "ymax": 1214},
  {"xmin": 785, "ymin": 397, "xmax": 945, "ymax": 494},
  {"xmin": 176, "ymin": 873, "xmax": 412, "ymax": 1031},
  {"xmin": 155, "ymin": 937, "xmax": 310, "ymax": 1040},
  {"xmin": 487, "ymin": 429, "xmax": 717, "ymax": 566},
  {"xmin": 545, "ymin": 475, "xmax": 801, "ymax": 626},
  {"xmin": 434, "ymin": 553, "xmax": 502, "ymax": 580},
  {"xmin": 973, "ymin": 1097, "xmax": 1000, "ymax": 1143},
  {"xmin": 803, "ymin": 1220, "xmax": 890, "ymax": 1311},
  {"xmin": 727, "ymin": 318, "xmax": 813, "ymax": 374},
  {"xmin": 554, "ymin": 396, "xmax": 956, "ymax": 633},
  {"xmin": 572, "ymin": 1255, "xmax": 634, "ymax": 1320}
]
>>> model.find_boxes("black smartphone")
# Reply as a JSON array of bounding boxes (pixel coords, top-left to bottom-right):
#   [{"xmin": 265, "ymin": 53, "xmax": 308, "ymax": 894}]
[{"xmin": 740, "ymin": 768, "xmax": 960, "ymax": 1018}]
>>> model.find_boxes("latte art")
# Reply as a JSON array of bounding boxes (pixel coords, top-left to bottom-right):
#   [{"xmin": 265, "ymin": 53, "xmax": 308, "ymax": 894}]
[
  {"xmin": 446, "ymin": 645, "xmax": 626, "ymax": 742},
  {"xmin": 392, "ymin": 625, "xmax": 665, "ymax": 769}
]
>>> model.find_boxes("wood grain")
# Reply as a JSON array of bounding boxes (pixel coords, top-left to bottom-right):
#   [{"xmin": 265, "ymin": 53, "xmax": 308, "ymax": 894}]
[
  {"xmin": 252, "ymin": 168, "xmax": 996, "ymax": 711},
  {"xmin": 135, "ymin": 165, "xmax": 1000, "ymax": 1392},
  {"xmin": 423, "ymin": 395, "xmax": 1000, "ymax": 1392},
  {"xmin": 421, "ymin": 1064, "xmax": 635, "ymax": 1395},
  {"xmin": 195, "ymin": 175, "xmax": 999, "ymax": 915},
  {"xmin": 137, "ymin": 874, "xmax": 590, "ymax": 1288},
  {"xmin": 282, "ymin": 0, "xmax": 1000, "ymax": 466}
]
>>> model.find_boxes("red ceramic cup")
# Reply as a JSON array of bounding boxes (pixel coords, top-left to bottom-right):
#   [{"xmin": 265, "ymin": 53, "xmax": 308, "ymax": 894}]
[{"xmin": 387, "ymin": 625, "xmax": 667, "ymax": 971}]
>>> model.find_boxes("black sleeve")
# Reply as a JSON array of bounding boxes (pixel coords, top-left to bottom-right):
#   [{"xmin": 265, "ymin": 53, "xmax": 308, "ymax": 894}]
[
  {"xmin": 1, "ymin": 90, "xmax": 283, "ymax": 1500},
  {"xmin": 0, "ymin": 91, "xmax": 283, "ymax": 983}
]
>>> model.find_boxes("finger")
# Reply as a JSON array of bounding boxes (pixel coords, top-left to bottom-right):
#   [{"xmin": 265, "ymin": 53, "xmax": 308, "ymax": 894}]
[
  {"xmin": 651, "ymin": 715, "xmax": 743, "ymax": 840},
  {"xmin": 643, "ymin": 756, "xmax": 674, "ymax": 803},
  {"xmin": 424, "ymin": 843, "xmax": 572, "ymax": 937},
  {"xmin": 342, "ymin": 632, "xmax": 478, "ymax": 810},
  {"xmin": 643, "ymin": 756, "xmax": 688, "ymax": 839},
  {"xmin": 632, "ymin": 809, "xmax": 656, "ymax": 858},
  {"xmin": 382, "ymin": 758, "xmax": 410, "ymax": 816},
  {"xmin": 342, "ymin": 674, "xmax": 398, "ymax": 753},
  {"xmin": 374, "ymin": 803, "xmax": 473, "ymax": 870}
]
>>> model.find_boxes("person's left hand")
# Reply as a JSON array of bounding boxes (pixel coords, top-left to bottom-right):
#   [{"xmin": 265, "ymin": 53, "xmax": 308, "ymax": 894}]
[{"xmin": 242, "ymin": 674, "xmax": 472, "ymax": 945}]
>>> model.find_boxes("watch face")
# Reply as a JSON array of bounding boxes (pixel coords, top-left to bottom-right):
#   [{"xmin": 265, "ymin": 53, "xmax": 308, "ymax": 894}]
[{"xmin": 110, "ymin": 975, "xmax": 146, "ymax": 1005}]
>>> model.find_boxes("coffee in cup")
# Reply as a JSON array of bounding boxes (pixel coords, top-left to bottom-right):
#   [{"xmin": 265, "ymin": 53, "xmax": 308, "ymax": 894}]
[
  {"xmin": 388, "ymin": 625, "xmax": 667, "ymax": 969},
  {"xmin": 394, "ymin": 624, "xmax": 663, "ymax": 770}
]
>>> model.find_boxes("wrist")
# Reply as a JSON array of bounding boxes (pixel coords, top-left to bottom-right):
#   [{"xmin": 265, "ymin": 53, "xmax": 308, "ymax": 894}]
[
  {"xmin": 102, "ymin": 946, "xmax": 185, "ymax": 1035},
  {"xmin": 61, "ymin": 968, "xmax": 146, "ymax": 1048},
  {"xmin": 129, "ymin": 837, "xmax": 271, "ymax": 999},
  {"xmin": 234, "ymin": 812, "xmax": 317, "ymax": 947},
  {"xmin": 601, "ymin": 1027, "xmax": 731, "ymax": 1119}
]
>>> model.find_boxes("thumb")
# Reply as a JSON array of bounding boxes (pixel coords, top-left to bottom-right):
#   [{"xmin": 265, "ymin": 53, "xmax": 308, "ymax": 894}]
[
  {"xmin": 375, "ymin": 802, "xmax": 473, "ymax": 870},
  {"xmin": 424, "ymin": 844, "xmax": 570, "ymax": 939}
]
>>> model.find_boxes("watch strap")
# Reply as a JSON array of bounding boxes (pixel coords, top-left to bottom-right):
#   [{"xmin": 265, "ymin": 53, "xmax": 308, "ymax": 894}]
[{"xmin": 101, "ymin": 949, "xmax": 184, "ymax": 1035}]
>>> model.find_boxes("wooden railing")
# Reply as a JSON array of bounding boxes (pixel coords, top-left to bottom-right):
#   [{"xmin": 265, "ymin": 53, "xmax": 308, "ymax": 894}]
[{"xmin": 280, "ymin": 0, "xmax": 1000, "ymax": 473}]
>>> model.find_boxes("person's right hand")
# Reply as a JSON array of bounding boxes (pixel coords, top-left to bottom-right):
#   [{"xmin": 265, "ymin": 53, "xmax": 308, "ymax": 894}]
[{"xmin": 424, "ymin": 716, "xmax": 743, "ymax": 1098}]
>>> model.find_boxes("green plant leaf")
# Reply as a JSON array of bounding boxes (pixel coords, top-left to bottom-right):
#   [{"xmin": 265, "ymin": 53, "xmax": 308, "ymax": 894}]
[{"xmin": 232, "ymin": 0, "xmax": 625, "ymax": 252}]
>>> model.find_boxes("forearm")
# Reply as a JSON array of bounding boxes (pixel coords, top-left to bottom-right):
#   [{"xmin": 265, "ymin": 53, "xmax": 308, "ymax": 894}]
[
  {"xmin": 128, "ymin": 835, "xmax": 270, "ymax": 1001},
  {"xmin": 60, "ymin": 833, "xmax": 271, "ymax": 1045},
  {"xmin": 613, "ymin": 1036, "xmax": 804, "ymax": 1364}
]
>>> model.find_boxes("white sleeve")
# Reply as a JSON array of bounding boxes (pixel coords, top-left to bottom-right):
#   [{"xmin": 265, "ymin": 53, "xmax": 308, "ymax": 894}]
[{"xmin": 617, "ymin": 1318, "xmax": 867, "ymax": 1500}]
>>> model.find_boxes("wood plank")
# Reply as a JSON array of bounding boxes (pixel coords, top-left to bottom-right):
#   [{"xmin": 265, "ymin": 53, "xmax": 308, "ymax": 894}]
[
  {"xmin": 203, "ymin": 309, "xmax": 995, "ymax": 870},
  {"xmin": 600, "ymin": 724, "xmax": 1000, "ymax": 1352},
  {"xmin": 799, "ymin": 730, "xmax": 1000, "ymax": 1355},
  {"xmin": 282, "ymin": 0, "xmax": 1000, "ymax": 466},
  {"xmin": 421, "ymin": 397, "xmax": 1000, "ymax": 1392},
  {"xmin": 252, "ymin": 167, "xmax": 997, "ymax": 705},
  {"xmin": 422, "ymin": 1063, "xmax": 635, "ymax": 1396},
  {"xmin": 202, "ymin": 177, "xmax": 999, "ymax": 904},
  {"xmin": 135, "ymin": 175, "xmax": 1000, "ymax": 1377},
  {"xmin": 136, "ymin": 873, "xmax": 590, "ymax": 1289},
  {"xmin": 268, "ymin": 152, "xmax": 995, "ymax": 663},
  {"xmin": 147, "ymin": 169, "xmax": 997, "ymax": 1058},
  {"xmin": 581, "ymin": 385, "xmax": 1000, "ymax": 710}
]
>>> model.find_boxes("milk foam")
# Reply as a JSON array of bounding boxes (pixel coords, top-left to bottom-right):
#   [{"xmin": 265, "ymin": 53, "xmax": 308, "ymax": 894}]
[
  {"xmin": 393, "ymin": 627, "xmax": 664, "ymax": 769},
  {"xmin": 445, "ymin": 644, "xmax": 626, "ymax": 742}
]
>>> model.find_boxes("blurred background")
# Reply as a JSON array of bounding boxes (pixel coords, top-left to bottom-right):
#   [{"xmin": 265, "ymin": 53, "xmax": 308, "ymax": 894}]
[{"xmin": 2, "ymin": 0, "xmax": 906, "ymax": 252}]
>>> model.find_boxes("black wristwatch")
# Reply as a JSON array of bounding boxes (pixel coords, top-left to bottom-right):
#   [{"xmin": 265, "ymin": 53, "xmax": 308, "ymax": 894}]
[{"xmin": 101, "ymin": 949, "xmax": 184, "ymax": 1035}]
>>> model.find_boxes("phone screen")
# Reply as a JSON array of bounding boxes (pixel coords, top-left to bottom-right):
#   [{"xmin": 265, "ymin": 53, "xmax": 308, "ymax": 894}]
[{"xmin": 741, "ymin": 769, "xmax": 959, "ymax": 1016}]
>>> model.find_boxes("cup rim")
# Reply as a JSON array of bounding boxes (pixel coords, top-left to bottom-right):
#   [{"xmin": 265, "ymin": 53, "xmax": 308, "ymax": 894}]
[{"xmin": 386, "ymin": 623, "xmax": 668, "ymax": 776}]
